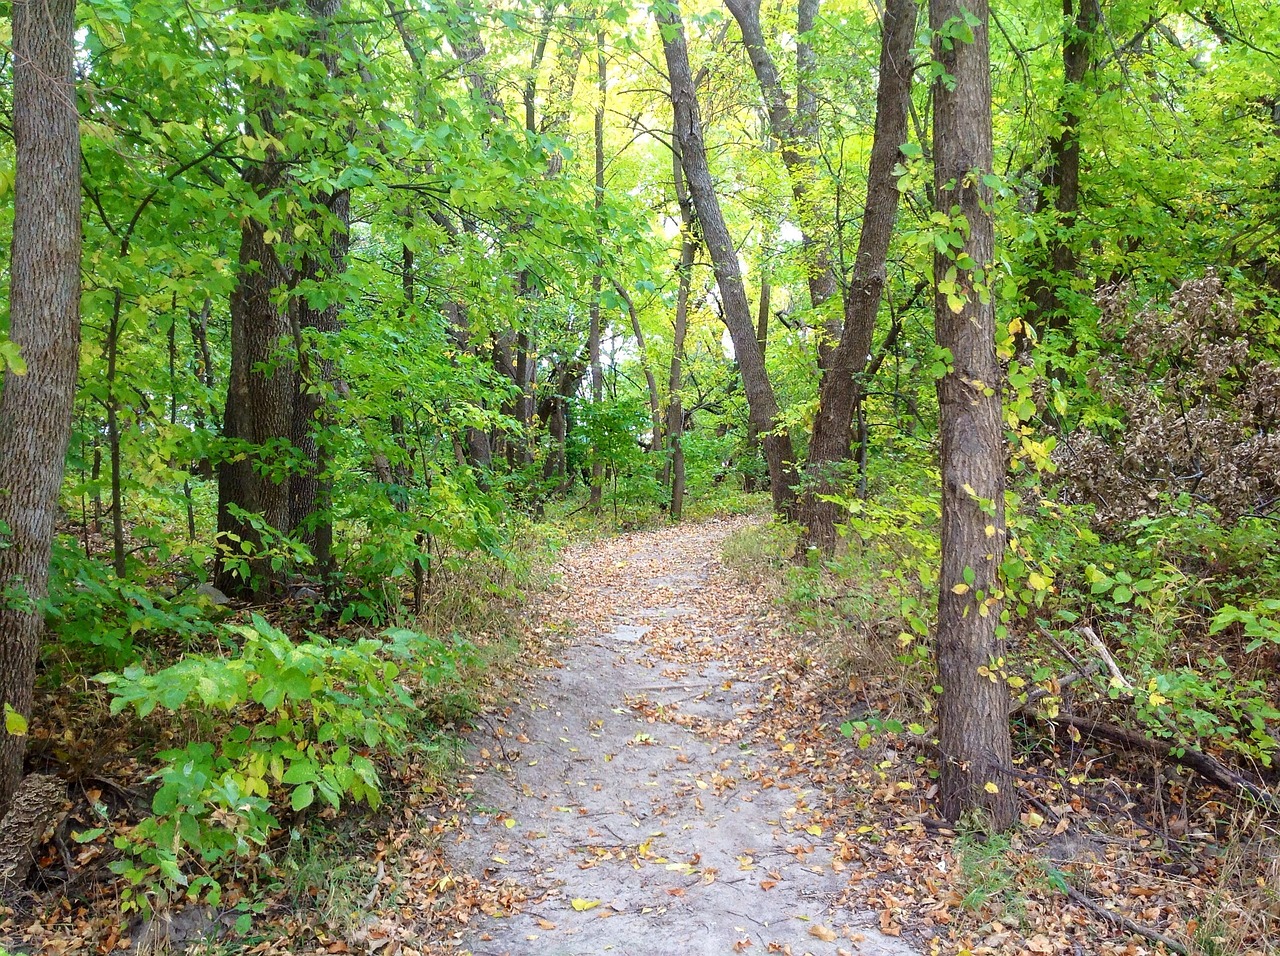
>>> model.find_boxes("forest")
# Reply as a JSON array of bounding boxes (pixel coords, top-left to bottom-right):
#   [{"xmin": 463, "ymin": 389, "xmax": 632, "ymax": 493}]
[{"xmin": 0, "ymin": 0, "xmax": 1278, "ymax": 953}]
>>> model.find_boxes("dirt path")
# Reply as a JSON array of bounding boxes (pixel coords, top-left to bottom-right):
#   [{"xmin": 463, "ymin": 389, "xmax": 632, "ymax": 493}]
[{"xmin": 446, "ymin": 517, "xmax": 918, "ymax": 956}]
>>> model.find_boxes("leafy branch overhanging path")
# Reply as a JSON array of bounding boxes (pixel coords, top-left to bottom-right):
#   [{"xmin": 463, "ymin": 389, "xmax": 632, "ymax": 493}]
[{"xmin": 445, "ymin": 517, "xmax": 918, "ymax": 956}]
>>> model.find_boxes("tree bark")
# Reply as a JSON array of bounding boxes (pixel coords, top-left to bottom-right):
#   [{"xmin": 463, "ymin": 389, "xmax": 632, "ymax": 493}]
[
  {"xmin": 658, "ymin": 2, "xmax": 798, "ymax": 514},
  {"xmin": 290, "ymin": 0, "xmax": 352, "ymax": 578},
  {"xmin": 667, "ymin": 144, "xmax": 695, "ymax": 520},
  {"xmin": 589, "ymin": 31, "xmax": 606, "ymax": 511},
  {"xmin": 930, "ymin": 0, "xmax": 1016, "ymax": 830},
  {"xmin": 724, "ymin": 0, "xmax": 840, "ymax": 361},
  {"xmin": 797, "ymin": 0, "xmax": 917, "ymax": 549},
  {"xmin": 0, "ymin": 0, "xmax": 81, "ymax": 816},
  {"xmin": 1027, "ymin": 0, "xmax": 1098, "ymax": 339}
]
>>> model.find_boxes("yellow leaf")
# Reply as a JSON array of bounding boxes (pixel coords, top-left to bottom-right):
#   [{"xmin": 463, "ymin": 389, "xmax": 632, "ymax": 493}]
[
  {"xmin": 805, "ymin": 824, "xmax": 823, "ymax": 836},
  {"xmin": 951, "ymin": 583, "xmax": 970, "ymax": 595},
  {"xmin": 570, "ymin": 898, "xmax": 601, "ymax": 912},
  {"xmin": 503, "ymin": 818, "xmax": 517, "ymax": 829},
  {"xmin": 1148, "ymin": 692, "xmax": 1168, "ymax": 706},
  {"xmin": 1027, "ymin": 571, "xmax": 1051, "ymax": 591},
  {"xmin": 984, "ymin": 782, "xmax": 999, "ymax": 794}
]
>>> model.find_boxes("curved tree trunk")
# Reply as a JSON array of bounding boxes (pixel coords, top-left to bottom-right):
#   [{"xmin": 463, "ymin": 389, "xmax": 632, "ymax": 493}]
[
  {"xmin": 930, "ymin": 0, "xmax": 1016, "ymax": 830},
  {"xmin": 658, "ymin": 1, "xmax": 798, "ymax": 514},
  {"xmin": 797, "ymin": 0, "xmax": 917, "ymax": 549},
  {"xmin": 725, "ymin": 0, "xmax": 840, "ymax": 361},
  {"xmin": 0, "ymin": 0, "xmax": 81, "ymax": 816}
]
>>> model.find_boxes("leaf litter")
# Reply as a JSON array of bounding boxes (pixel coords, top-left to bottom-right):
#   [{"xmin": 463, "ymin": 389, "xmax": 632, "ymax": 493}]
[{"xmin": 5, "ymin": 516, "xmax": 1276, "ymax": 955}]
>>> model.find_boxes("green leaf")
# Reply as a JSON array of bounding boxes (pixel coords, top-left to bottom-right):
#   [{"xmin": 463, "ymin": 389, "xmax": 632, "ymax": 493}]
[
  {"xmin": 3, "ymin": 704, "xmax": 27, "ymax": 737},
  {"xmin": 291, "ymin": 784, "xmax": 315, "ymax": 811}
]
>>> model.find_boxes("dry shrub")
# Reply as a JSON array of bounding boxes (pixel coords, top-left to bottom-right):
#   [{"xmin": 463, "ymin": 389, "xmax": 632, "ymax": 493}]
[{"xmin": 1057, "ymin": 272, "xmax": 1280, "ymax": 523}]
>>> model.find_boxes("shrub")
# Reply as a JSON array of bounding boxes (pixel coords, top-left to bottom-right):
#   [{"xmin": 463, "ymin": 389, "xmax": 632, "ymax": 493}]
[{"xmin": 95, "ymin": 615, "xmax": 471, "ymax": 914}]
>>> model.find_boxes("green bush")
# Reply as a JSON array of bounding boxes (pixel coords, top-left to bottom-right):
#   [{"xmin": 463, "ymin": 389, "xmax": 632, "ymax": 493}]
[{"xmin": 95, "ymin": 615, "xmax": 471, "ymax": 914}]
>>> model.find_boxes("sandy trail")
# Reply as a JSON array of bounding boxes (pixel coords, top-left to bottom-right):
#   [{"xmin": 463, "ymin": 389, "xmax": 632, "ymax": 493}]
[{"xmin": 447, "ymin": 517, "xmax": 918, "ymax": 956}]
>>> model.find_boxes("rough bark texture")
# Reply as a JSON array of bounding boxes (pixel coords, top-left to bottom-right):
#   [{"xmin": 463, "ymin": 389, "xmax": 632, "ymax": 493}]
[
  {"xmin": 796, "ymin": 0, "xmax": 917, "ymax": 549},
  {"xmin": 0, "ymin": 0, "xmax": 81, "ymax": 817},
  {"xmin": 217, "ymin": 0, "xmax": 296, "ymax": 596},
  {"xmin": 659, "ymin": 3, "xmax": 798, "ymax": 514},
  {"xmin": 931, "ymin": 0, "xmax": 1016, "ymax": 830},
  {"xmin": 290, "ymin": 0, "xmax": 351, "ymax": 576}
]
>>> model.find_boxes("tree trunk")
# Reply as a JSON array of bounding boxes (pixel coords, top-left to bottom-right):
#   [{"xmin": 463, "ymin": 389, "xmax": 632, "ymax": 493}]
[
  {"xmin": 724, "ymin": 0, "xmax": 839, "ymax": 362},
  {"xmin": 667, "ymin": 145, "xmax": 695, "ymax": 519},
  {"xmin": 289, "ymin": 0, "xmax": 352, "ymax": 579},
  {"xmin": 1027, "ymin": 0, "xmax": 1097, "ymax": 339},
  {"xmin": 930, "ymin": 0, "xmax": 1016, "ymax": 830},
  {"xmin": 658, "ymin": 2, "xmax": 798, "ymax": 515},
  {"xmin": 588, "ymin": 34, "xmax": 606, "ymax": 511},
  {"xmin": 797, "ymin": 0, "xmax": 917, "ymax": 549},
  {"xmin": 216, "ymin": 0, "xmax": 295, "ymax": 597},
  {"xmin": 0, "ymin": 0, "xmax": 81, "ymax": 816}
]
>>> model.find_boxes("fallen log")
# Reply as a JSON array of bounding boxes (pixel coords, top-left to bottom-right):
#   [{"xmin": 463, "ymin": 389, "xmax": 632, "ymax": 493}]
[{"xmin": 1036, "ymin": 711, "xmax": 1280, "ymax": 813}]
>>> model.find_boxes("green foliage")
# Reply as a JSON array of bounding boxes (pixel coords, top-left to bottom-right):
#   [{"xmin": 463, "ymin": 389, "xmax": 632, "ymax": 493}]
[
  {"xmin": 45, "ymin": 541, "xmax": 222, "ymax": 668},
  {"xmin": 97, "ymin": 615, "xmax": 471, "ymax": 914},
  {"xmin": 1034, "ymin": 502, "xmax": 1280, "ymax": 766}
]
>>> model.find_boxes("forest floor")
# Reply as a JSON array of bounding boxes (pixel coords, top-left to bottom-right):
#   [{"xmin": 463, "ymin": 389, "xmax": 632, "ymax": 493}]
[
  {"xmin": 4, "ymin": 516, "xmax": 1268, "ymax": 956},
  {"xmin": 439, "ymin": 515, "xmax": 917, "ymax": 956}
]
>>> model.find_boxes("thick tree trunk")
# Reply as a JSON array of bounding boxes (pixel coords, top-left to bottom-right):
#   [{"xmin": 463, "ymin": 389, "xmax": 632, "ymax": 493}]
[
  {"xmin": 930, "ymin": 0, "xmax": 1016, "ymax": 830},
  {"xmin": 659, "ymin": 2, "xmax": 798, "ymax": 514},
  {"xmin": 216, "ymin": 2, "xmax": 295, "ymax": 596},
  {"xmin": 0, "ymin": 0, "xmax": 81, "ymax": 816},
  {"xmin": 290, "ymin": 0, "xmax": 352, "ymax": 578},
  {"xmin": 797, "ymin": 0, "xmax": 917, "ymax": 549}
]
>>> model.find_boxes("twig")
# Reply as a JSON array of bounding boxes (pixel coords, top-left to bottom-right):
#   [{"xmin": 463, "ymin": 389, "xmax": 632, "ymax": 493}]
[
  {"xmin": 1080, "ymin": 625, "xmax": 1131, "ymax": 690},
  {"xmin": 1009, "ymin": 661, "xmax": 1101, "ymax": 717},
  {"xmin": 1064, "ymin": 884, "xmax": 1189, "ymax": 955}
]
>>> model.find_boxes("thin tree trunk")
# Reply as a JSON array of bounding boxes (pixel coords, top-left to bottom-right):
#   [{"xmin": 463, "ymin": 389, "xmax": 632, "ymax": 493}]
[
  {"xmin": 106, "ymin": 292, "xmax": 127, "ymax": 577},
  {"xmin": 797, "ymin": 0, "xmax": 916, "ymax": 549},
  {"xmin": 744, "ymin": 267, "xmax": 771, "ymax": 492},
  {"xmin": 0, "ymin": 0, "xmax": 81, "ymax": 816},
  {"xmin": 588, "ymin": 28, "xmax": 607, "ymax": 510},
  {"xmin": 658, "ymin": 1, "xmax": 798, "ymax": 515},
  {"xmin": 930, "ymin": 0, "xmax": 1016, "ymax": 830},
  {"xmin": 725, "ymin": 0, "xmax": 839, "ymax": 361},
  {"xmin": 1028, "ymin": 0, "xmax": 1097, "ymax": 338},
  {"xmin": 611, "ymin": 279, "xmax": 663, "ymax": 459}
]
